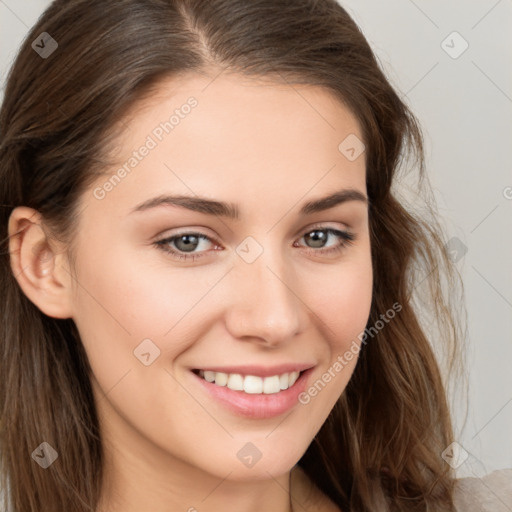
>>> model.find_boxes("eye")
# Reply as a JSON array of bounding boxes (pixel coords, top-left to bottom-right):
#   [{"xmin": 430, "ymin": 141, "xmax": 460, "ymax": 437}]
[
  {"xmin": 153, "ymin": 225, "xmax": 355, "ymax": 262},
  {"xmin": 154, "ymin": 232, "xmax": 217, "ymax": 262},
  {"xmin": 294, "ymin": 226, "xmax": 355, "ymax": 257}
]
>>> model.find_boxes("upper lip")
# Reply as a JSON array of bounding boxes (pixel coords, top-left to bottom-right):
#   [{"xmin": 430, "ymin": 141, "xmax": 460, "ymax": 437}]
[{"xmin": 192, "ymin": 363, "xmax": 314, "ymax": 377}]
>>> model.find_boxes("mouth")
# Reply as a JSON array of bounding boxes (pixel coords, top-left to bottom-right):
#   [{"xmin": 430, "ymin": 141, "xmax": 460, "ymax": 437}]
[
  {"xmin": 192, "ymin": 368, "xmax": 305, "ymax": 394},
  {"xmin": 190, "ymin": 365, "xmax": 314, "ymax": 419}
]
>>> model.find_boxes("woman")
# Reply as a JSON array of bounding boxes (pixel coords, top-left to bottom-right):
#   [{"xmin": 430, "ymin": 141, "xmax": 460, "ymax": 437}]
[{"xmin": 1, "ymin": 0, "xmax": 509, "ymax": 511}]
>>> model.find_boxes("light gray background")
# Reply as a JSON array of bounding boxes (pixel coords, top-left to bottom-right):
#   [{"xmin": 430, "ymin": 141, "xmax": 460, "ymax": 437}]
[{"xmin": 1, "ymin": 0, "xmax": 511, "ymax": 479}]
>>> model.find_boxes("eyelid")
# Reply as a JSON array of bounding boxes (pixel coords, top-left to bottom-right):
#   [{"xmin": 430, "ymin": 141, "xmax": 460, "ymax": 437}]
[{"xmin": 300, "ymin": 220, "xmax": 351, "ymax": 233}]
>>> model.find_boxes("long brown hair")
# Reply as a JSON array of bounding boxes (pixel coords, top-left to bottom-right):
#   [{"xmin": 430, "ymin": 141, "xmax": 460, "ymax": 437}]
[{"xmin": 0, "ymin": 0, "xmax": 465, "ymax": 510}]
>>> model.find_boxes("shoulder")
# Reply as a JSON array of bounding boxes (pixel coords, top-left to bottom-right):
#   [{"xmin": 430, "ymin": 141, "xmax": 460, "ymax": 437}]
[
  {"xmin": 290, "ymin": 465, "xmax": 341, "ymax": 512},
  {"xmin": 453, "ymin": 469, "xmax": 512, "ymax": 512}
]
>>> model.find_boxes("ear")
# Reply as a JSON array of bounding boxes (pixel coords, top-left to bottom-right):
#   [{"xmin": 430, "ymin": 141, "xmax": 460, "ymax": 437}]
[{"xmin": 8, "ymin": 206, "xmax": 74, "ymax": 319}]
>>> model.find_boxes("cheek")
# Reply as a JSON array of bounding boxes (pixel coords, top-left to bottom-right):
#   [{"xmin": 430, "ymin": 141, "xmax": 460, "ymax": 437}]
[
  {"xmin": 69, "ymin": 247, "xmax": 179, "ymax": 383},
  {"xmin": 69, "ymin": 242, "xmax": 236, "ymax": 407},
  {"xmin": 313, "ymin": 250, "xmax": 373, "ymax": 350},
  {"xmin": 71, "ymin": 241, "xmax": 212, "ymax": 340},
  {"xmin": 298, "ymin": 252, "xmax": 373, "ymax": 408},
  {"xmin": 69, "ymin": 250, "xmax": 218, "ymax": 443}
]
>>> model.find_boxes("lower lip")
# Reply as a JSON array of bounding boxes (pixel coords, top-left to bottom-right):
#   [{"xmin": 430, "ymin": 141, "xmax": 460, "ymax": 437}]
[{"xmin": 191, "ymin": 369, "xmax": 313, "ymax": 419}]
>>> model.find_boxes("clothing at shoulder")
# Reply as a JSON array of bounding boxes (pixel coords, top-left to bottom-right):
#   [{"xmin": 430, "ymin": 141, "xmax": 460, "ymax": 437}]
[{"xmin": 453, "ymin": 469, "xmax": 512, "ymax": 512}]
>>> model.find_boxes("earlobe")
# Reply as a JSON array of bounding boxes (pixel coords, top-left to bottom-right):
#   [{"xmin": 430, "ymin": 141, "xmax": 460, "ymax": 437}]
[{"xmin": 8, "ymin": 206, "xmax": 74, "ymax": 319}]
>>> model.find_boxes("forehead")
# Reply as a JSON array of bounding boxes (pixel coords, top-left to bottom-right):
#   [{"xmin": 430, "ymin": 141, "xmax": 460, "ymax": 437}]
[
  {"xmin": 85, "ymin": 71, "xmax": 366, "ymax": 220},
  {"xmin": 110, "ymin": 70, "xmax": 363, "ymax": 161}
]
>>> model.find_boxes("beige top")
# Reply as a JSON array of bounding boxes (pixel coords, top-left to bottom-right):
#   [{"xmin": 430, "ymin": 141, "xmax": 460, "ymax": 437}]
[
  {"xmin": 454, "ymin": 469, "xmax": 512, "ymax": 511},
  {"xmin": 291, "ymin": 466, "xmax": 512, "ymax": 511}
]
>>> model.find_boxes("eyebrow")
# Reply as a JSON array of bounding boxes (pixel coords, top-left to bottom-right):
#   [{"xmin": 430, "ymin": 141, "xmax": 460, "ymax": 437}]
[{"xmin": 130, "ymin": 188, "xmax": 368, "ymax": 219}]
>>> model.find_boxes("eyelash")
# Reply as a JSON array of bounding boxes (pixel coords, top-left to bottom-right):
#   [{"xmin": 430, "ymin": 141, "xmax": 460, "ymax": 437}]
[{"xmin": 154, "ymin": 226, "xmax": 355, "ymax": 262}]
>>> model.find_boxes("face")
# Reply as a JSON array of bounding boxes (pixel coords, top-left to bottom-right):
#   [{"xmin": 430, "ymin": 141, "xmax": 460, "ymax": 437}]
[{"xmin": 62, "ymin": 72, "xmax": 373, "ymax": 480}]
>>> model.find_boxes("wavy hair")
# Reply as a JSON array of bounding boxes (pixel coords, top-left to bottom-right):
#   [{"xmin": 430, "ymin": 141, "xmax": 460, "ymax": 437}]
[{"xmin": 0, "ymin": 0, "xmax": 465, "ymax": 510}]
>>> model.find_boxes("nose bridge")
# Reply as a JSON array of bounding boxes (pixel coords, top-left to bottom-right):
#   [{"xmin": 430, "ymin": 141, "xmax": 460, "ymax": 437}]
[{"xmin": 225, "ymin": 239, "xmax": 305, "ymax": 344}]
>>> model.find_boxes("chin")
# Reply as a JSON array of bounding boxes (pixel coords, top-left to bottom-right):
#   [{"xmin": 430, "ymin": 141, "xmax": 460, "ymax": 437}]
[{"xmin": 197, "ymin": 434, "xmax": 311, "ymax": 481}]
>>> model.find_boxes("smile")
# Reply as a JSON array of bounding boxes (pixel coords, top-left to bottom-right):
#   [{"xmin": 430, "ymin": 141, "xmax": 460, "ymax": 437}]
[
  {"xmin": 195, "ymin": 369, "xmax": 302, "ymax": 394},
  {"xmin": 190, "ymin": 363, "xmax": 315, "ymax": 419}
]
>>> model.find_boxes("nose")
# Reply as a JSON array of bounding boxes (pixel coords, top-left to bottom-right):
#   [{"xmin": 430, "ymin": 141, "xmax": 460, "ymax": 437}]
[{"xmin": 224, "ymin": 249, "xmax": 308, "ymax": 348}]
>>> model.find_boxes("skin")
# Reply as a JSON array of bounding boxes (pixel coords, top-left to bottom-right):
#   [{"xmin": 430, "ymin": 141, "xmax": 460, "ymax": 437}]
[{"xmin": 9, "ymin": 70, "xmax": 372, "ymax": 512}]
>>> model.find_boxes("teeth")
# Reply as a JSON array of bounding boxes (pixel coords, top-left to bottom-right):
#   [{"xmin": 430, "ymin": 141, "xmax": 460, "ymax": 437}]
[
  {"xmin": 263, "ymin": 375, "xmax": 281, "ymax": 394},
  {"xmin": 197, "ymin": 370, "xmax": 303, "ymax": 394},
  {"xmin": 244, "ymin": 375, "xmax": 263, "ymax": 394},
  {"xmin": 204, "ymin": 370, "xmax": 216, "ymax": 383},
  {"xmin": 227, "ymin": 373, "xmax": 244, "ymax": 391},
  {"xmin": 214, "ymin": 372, "xmax": 228, "ymax": 386},
  {"xmin": 288, "ymin": 371, "xmax": 300, "ymax": 387}
]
